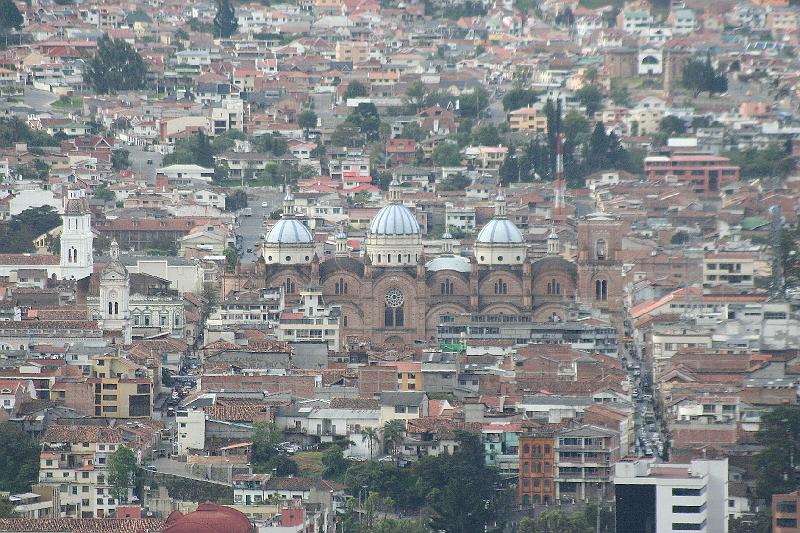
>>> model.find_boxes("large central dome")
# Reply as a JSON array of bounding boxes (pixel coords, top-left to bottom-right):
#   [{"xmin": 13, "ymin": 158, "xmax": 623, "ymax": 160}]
[
  {"xmin": 266, "ymin": 218, "xmax": 313, "ymax": 244},
  {"xmin": 476, "ymin": 218, "xmax": 523, "ymax": 244},
  {"xmin": 369, "ymin": 204, "xmax": 421, "ymax": 235}
]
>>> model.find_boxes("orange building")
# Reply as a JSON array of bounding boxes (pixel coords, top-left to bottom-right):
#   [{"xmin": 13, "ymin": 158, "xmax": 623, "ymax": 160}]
[
  {"xmin": 773, "ymin": 491, "xmax": 800, "ymax": 532},
  {"xmin": 518, "ymin": 431, "xmax": 557, "ymax": 506}
]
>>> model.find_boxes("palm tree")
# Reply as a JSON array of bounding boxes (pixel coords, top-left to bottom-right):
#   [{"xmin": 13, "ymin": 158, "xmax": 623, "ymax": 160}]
[
  {"xmin": 361, "ymin": 427, "xmax": 380, "ymax": 460},
  {"xmin": 382, "ymin": 420, "xmax": 406, "ymax": 464}
]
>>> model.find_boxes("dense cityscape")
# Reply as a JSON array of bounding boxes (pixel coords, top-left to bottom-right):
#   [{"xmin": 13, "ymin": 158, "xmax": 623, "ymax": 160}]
[{"xmin": 0, "ymin": 0, "xmax": 799, "ymax": 531}]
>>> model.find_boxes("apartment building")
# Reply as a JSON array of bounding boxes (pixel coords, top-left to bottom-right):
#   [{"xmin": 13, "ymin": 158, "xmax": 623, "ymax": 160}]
[
  {"xmin": 274, "ymin": 287, "xmax": 341, "ymax": 351},
  {"xmin": 88, "ymin": 354, "xmax": 153, "ymax": 418},
  {"xmin": 38, "ymin": 425, "xmax": 127, "ymax": 518},
  {"xmin": 555, "ymin": 425, "xmax": 619, "ymax": 503},
  {"xmin": 508, "ymin": 106, "xmax": 548, "ymax": 133},
  {"xmin": 335, "ymin": 41, "xmax": 369, "ymax": 64},
  {"xmin": 518, "ymin": 430, "xmax": 557, "ymax": 506},
  {"xmin": 644, "ymin": 154, "xmax": 740, "ymax": 194},
  {"xmin": 484, "ymin": 423, "xmax": 521, "ymax": 479},
  {"xmin": 615, "ymin": 458, "xmax": 729, "ymax": 533},
  {"xmin": 702, "ymin": 252, "xmax": 755, "ymax": 287},
  {"xmin": 773, "ymin": 491, "xmax": 800, "ymax": 533}
]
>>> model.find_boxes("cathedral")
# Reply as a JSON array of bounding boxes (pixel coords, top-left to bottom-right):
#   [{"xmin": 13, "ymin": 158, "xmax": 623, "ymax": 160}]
[{"xmin": 225, "ymin": 181, "xmax": 626, "ymax": 346}]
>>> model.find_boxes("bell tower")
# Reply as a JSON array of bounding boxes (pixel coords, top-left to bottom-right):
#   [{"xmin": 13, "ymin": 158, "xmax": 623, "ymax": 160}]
[
  {"xmin": 576, "ymin": 213, "xmax": 625, "ymax": 333},
  {"xmin": 60, "ymin": 187, "xmax": 94, "ymax": 280},
  {"xmin": 99, "ymin": 240, "xmax": 131, "ymax": 345}
]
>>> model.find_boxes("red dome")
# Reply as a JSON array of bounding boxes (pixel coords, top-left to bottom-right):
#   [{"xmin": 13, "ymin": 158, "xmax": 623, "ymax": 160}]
[{"xmin": 163, "ymin": 503, "xmax": 254, "ymax": 533}]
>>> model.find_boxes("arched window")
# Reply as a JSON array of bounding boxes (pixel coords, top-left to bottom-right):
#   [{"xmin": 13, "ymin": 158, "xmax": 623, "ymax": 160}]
[
  {"xmin": 522, "ymin": 494, "xmax": 530, "ymax": 506},
  {"xmin": 285, "ymin": 278, "xmax": 295, "ymax": 294},
  {"xmin": 595, "ymin": 239, "xmax": 607, "ymax": 260},
  {"xmin": 397, "ymin": 254, "xmax": 401, "ymax": 263},
  {"xmin": 595, "ymin": 279, "xmax": 608, "ymax": 301},
  {"xmin": 108, "ymin": 302, "xmax": 113, "ymax": 314},
  {"xmin": 544, "ymin": 461, "xmax": 551, "ymax": 473},
  {"xmin": 494, "ymin": 278, "xmax": 508, "ymax": 295},
  {"xmin": 533, "ymin": 461, "xmax": 541, "ymax": 473},
  {"xmin": 523, "ymin": 462, "xmax": 529, "ymax": 473},
  {"xmin": 546, "ymin": 279, "xmax": 561, "ymax": 295},
  {"xmin": 523, "ymin": 444, "xmax": 530, "ymax": 454},
  {"xmin": 335, "ymin": 278, "xmax": 348, "ymax": 295},
  {"xmin": 114, "ymin": 302, "xmax": 119, "ymax": 315},
  {"xmin": 441, "ymin": 278, "xmax": 453, "ymax": 295},
  {"xmin": 533, "ymin": 494, "xmax": 541, "ymax": 505},
  {"xmin": 343, "ymin": 316, "xmax": 348, "ymax": 327}
]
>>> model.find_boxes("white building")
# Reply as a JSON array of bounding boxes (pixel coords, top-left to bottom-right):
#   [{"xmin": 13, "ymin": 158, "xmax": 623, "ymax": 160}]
[
  {"xmin": 156, "ymin": 164, "xmax": 215, "ymax": 186},
  {"xmin": 175, "ymin": 408, "xmax": 206, "ymax": 455},
  {"xmin": 614, "ymin": 458, "xmax": 729, "ymax": 533},
  {"xmin": 275, "ymin": 286, "xmax": 341, "ymax": 351}
]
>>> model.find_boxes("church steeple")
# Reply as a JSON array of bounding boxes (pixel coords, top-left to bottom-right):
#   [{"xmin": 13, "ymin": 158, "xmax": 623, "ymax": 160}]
[
  {"xmin": 388, "ymin": 177, "xmax": 402, "ymax": 204},
  {"xmin": 59, "ymin": 186, "xmax": 94, "ymax": 280},
  {"xmin": 283, "ymin": 190, "xmax": 295, "ymax": 217},
  {"xmin": 553, "ymin": 133, "xmax": 566, "ymax": 215},
  {"xmin": 335, "ymin": 225, "xmax": 348, "ymax": 257},
  {"xmin": 494, "ymin": 190, "xmax": 507, "ymax": 218}
]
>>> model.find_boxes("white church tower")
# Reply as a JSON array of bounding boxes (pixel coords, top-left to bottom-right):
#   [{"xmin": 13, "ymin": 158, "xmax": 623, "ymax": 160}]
[
  {"xmin": 59, "ymin": 187, "xmax": 94, "ymax": 280},
  {"xmin": 99, "ymin": 240, "xmax": 131, "ymax": 345}
]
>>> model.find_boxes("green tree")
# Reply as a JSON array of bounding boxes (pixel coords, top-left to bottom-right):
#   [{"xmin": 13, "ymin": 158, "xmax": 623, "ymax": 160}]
[
  {"xmin": 431, "ymin": 143, "xmax": 461, "ymax": 167},
  {"xmin": 755, "ymin": 406, "xmax": 800, "ymax": 498},
  {"xmin": 362, "ymin": 427, "xmax": 380, "ymax": 460},
  {"xmin": 297, "ymin": 110, "xmax": 318, "ymax": 137},
  {"xmin": 0, "ymin": 206, "xmax": 62, "ymax": 253},
  {"xmin": 224, "ymin": 244, "xmax": 238, "ymax": 272},
  {"xmin": 610, "ymin": 84, "xmax": 630, "ymax": 106},
  {"xmin": 256, "ymin": 455, "xmax": 299, "ymax": 476},
  {"xmin": 659, "ymin": 115, "xmax": 687, "ymax": 136},
  {"xmin": 163, "ymin": 132, "xmax": 215, "ymax": 168},
  {"xmin": 93, "ymin": 183, "xmax": 116, "ymax": 202},
  {"xmin": 108, "ymin": 446, "xmax": 140, "ymax": 504},
  {"xmin": 373, "ymin": 518, "xmax": 428, "ymax": 533},
  {"xmin": 84, "ymin": 34, "xmax": 147, "ymax": 94},
  {"xmin": 344, "ymin": 81, "xmax": 368, "ymax": 100},
  {"xmin": 0, "ymin": 0, "xmax": 23, "ymax": 31},
  {"xmin": 381, "ymin": 420, "xmax": 405, "ymax": 463},
  {"xmin": 671, "ymin": 231, "xmax": 690, "ymax": 245},
  {"xmin": 501, "ymin": 88, "xmax": 539, "ymax": 112},
  {"xmin": 211, "ymin": 129, "xmax": 246, "ymax": 154},
  {"xmin": 562, "ymin": 111, "xmax": 591, "ymax": 146},
  {"xmin": 682, "ymin": 54, "xmax": 728, "ymax": 97},
  {"xmin": 576, "ymin": 84, "xmax": 603, "ymax": 116},
  {"xmin": 471, "ymin": 124, "xmax": 501, "ymax": 146},
  {"xmin": 321, "ymin": 445, "xmax": 349, "ymax": 480},
  {"xmin": 725, "ymin": 143, "xmax": 795, "ymax": 180},
  {"xmin": 0, "ymin": 422, "xmax": 39, "ymax": 493},
  {"xmin": 400, "ymin": 122, "xmax": 425, "ymax": 141},
  {"xmin": 458, "ymin": 87, "xmax": 489, "ymax": 118},
  {"xmin": 224, "ymin": 189, "xmax": 248, "ymax": 211},
  {"xmin": 404, "ymin": 81, "xmax": 428, "ymax": 112},
  {"xmin": 111, "ymin": 149, "xmax": 130, "ymax": 170},
  {"xmin": 251, "ymin": 421, "xmax": 281, "ymax": 466},
  {"xmin": 438, "ymin": 173, "xmax": 470, "ymax": 191},
  {"xmin": 213, "ymin": 0, "xmax": 238, "ymax": 38},
  {"xmin": 0, "ymin": 497, "xmax": 14, "ymax": 518},
  {"xmin": 0, "ymin": 117, "xmax": 58, "ymax": 147}
]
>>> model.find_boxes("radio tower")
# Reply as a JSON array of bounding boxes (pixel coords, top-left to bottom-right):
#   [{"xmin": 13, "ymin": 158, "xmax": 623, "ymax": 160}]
[{"xmin": 553, "ymin": 133, "xmax": 566, "ymax": 217}]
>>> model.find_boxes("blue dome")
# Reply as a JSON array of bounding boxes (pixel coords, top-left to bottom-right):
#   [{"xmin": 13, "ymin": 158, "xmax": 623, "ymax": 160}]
[
  {"xmin": 369, "ymin": 204, "xmax": 421, "ymax": 235},
  {"xmin": 476, "ymin": 219, "xmax": 523, "ymax": 244},
  {"xmin": 265, "ymin": 219, "xmax": 313, "ymax": 244}
]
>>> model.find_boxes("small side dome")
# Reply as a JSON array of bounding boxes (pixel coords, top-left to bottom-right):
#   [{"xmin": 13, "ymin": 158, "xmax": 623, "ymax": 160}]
[
  {"xmin": 476, "ymin": 219, "xmax": 524, "ymax": 244},
  {"xmin": 265, "ymin": 219, "xmax": 313, "ymax": 244}
]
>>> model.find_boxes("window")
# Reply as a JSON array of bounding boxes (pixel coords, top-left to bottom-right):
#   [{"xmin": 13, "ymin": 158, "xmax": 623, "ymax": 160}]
[
  {"xmin": 595, "ymin": 239, "xmax": 607, "ymax": 260},
  {"xmin": 672, "ymin": 488, "xmax": 703, "ymax": 496},
  {"xmin": 284, "ymin": 278, "xmax": 295, "ymax": 294},
  {"xmin": 547, "ymin": 279, "xmax": 560, "ymax": 295},
  {"xmin": 672, "ymin": 522, "xmax": 705, "ymax": 531},
  {"xmin": 777, "ymin": 519, "xmax": 798, "ymax": 528},
  {"xmin": 595, "ymin": 279, "xmax": 608, "ymax": 301},
  {"xmin": 335, "ymin": 278, "xmax": 348, "ymax": 295},
  {"xmin": 441, "ymin": 278, "xmax": 453, "ymax": 295},
  {"xmin": 494, "ymin": 278, "xmax": 508, "ymax": 295},
  {"xmin": 777, "ymin": 501, "xmax": 798, "ymax": 513}
]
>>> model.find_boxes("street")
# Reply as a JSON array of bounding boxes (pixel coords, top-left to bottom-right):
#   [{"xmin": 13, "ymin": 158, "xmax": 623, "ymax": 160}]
[{"xmin": 235, "ymin": 187, "xmax": 284, "ymax": 260}]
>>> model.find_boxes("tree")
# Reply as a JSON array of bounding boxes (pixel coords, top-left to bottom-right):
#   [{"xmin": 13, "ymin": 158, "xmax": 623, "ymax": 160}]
[
  {"xmin": 84, "ymin": 34, "xmax": 147, "ymax": 94},
  {"xmin": 255, "ymin": 455, "xmax": 299, "ymax": 476},
  {"xmin": 0, "ymin": 117, "xmax": 58, "ymax": 147},
  {"xmin": 0, "ymin": 497, "xmax": 14, "ymax": 518},
  {"xmin": 438, "ymin": 173, "xmax": 470, "ymax": 191},
  {"xmin": 671, "ymin": 231, "xmax": 690, "ymax": 245},
  {"xmin": 362, "ymin": 427, "xmax": 380, "ymax": 460},
  {"xmin": 0, "ymin": 206, "xmax": 62, "ymax": 253},
  {"xmin": 297, "ymin": 110, "xmax": 317, "ymax": 137},
  {"xmin": 93, "ymin": 184, "xmax": 116, "ymax": 202},
  {"xmin": 251, "ymin": 421, "xmax": 281, "ymax": 466},
  {"xmin": 431, "ymin": 143, "xmax": 461, "ymax": 167},
  {"xmin": 404, "ymin": 81, "xmax": 427, "ymax": 112},
  {"xmin": 682, "ymin": 54, "xmax": 727, "ymax": 97},
  {"xmin": 458, "ymin": 87, "xmax": 489, "ymax": 118},
  {"xmin": 576, "ymin": 84, "xmax": 603, "ymax": 116},
  {"xmin": 755, "ymin": 406, "xmax": 800, "ymax": 499},
  {"xmin": 502, "ymin": 88, "xmax": 539, "ymax": 112},
  {"xmin": 225, "ymin": 189, "xmax": 248, "ymax": 211},
  {"xmin": 400, "ymin": 122, "xmax": 424, "ymax": 141},
  {"xmin": 659, "ymin": 115, "xmax": 687, "ymax": 136},
  {"xmin": 610, "ymin": 84, "xmax": 630, "ymax": 106},
  {"xmin": 163, "ymin": 132, "xmax": 215, "ymax": 168},
  {"xmin": 111, "ymin": 149, "xmax": 130, "ymax": 170},
  {"xmin": 471, "ymin": 124, "xmax": 501, "ymax": 146},
  {"xmin": 344, "ymin": 81, "xmax": 368, "ymax": 100},
  {"xmin": 381, "ymin": 420, "xmax": 405, "ymax": 463},
  {"xmin": 725, "ymin": 143, "xmax": 795, "ymax": 180},
  {"xmin": 0, "ymin": 0, "xmax": 23, "ymax": 31},
  {"xmin": 0, "ymin": 422, "xmax": 39, "ymax": 493},
  {"xmin": 373, "ymin": 518, "xmax": 428, "ymax": 533},
  {"xmin": 213, "ymin": 0, "xmax": 238, "ymax": 38},
  {"xmin": 321, "ymin": 445, "xmax": 349, "ymax": 480},
  {"xmin": 108, "ymin": 446, "xmax": 139, "ymax": 504}
]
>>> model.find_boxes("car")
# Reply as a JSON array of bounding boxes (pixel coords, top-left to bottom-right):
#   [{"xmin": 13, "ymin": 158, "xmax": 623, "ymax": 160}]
[
  {"xmin": 145, "ymin": 465, "xmax": 158, "ymax": 471},
  {"xmin": 166, "ymin": 408, "xmax": 175, "ymax": 417},
  {"xmin": 262, "ymin": 202, "xmax": 269, "ymax": 208}
]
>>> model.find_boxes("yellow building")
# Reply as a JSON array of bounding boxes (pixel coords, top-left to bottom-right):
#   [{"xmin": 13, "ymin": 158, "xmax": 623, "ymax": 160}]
[
  {"xmin": 335, "ymin": 41, "xmax": 369, "ymax": 64},
  {"xmin": 90, "ymin": 354, "xmax": 152, "ymax": 418},
  {"xmin": 508, "ymin": 105, "xmax": 548, "ymax": 133}
]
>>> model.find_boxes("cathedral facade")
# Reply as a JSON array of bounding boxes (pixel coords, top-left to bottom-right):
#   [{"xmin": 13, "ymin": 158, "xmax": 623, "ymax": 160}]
[{"xmin": 225, "ymin": 185, "xmax": 625, "ymax": 346}]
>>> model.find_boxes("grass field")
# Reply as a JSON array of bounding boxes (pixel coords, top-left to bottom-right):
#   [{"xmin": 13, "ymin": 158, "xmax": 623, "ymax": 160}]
[{"xmin": 293, "ymin": 451, "xmax": 323, "ymax": 477}]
